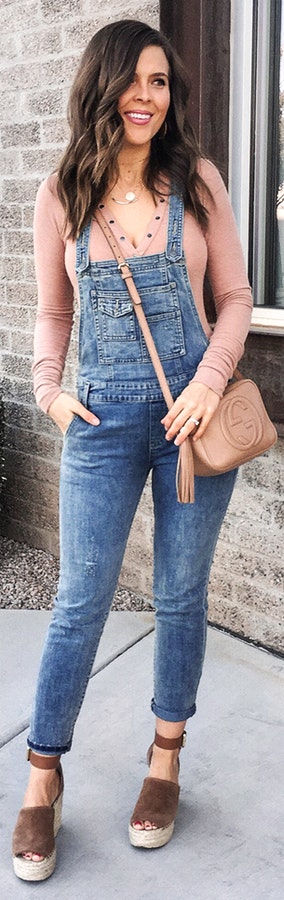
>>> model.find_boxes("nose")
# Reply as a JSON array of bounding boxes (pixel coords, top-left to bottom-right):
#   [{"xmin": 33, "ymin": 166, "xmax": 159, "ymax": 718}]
[{"xmin": 133, "ymin": 79, "xmax": 151, "ymax": 102}]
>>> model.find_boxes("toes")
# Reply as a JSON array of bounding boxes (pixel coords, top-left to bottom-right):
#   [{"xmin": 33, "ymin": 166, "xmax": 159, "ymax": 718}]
[
  {"xmin": 144, "ymin": 821, "xmax": 158, "ymax": 831},
  {"xmin": 132, "ymin": 820, "xmax": 158, "ymax": 831},
  {"xmin": 22, "ymin": 852, "xmax": 44, "ymax": 862}
]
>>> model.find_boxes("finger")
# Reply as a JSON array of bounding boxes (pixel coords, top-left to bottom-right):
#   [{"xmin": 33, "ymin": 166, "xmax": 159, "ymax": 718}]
[
  {"xmin": 162, "ymin": 402, "xmax": 192, "ymax": 438},
  {"xmin": 165, "ymin": 409, "xmax": 201, "ymax": 441},
  {"xmin": 174, "ymin": 418, "xmax": 201, "ymax": 446},
  {"xmin": 73, "ymin": 400, "xmax": 100, "ymax": 426},
  {"xmin": 161, "ymin": 402, "xmax": 183, "ymax": 431},
  {"xmin": 162, "ymin": 398, "xmax": 200, "ymax": 436},
  {"xmin": 192, "ymin": 412, "xmax": 211, "ymax": 440}
]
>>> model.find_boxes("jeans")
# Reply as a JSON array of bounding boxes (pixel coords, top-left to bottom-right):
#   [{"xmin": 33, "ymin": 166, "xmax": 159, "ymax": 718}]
[{"xmin": 28, "ymin": 398, "xmax": 237, "ymax": 755}]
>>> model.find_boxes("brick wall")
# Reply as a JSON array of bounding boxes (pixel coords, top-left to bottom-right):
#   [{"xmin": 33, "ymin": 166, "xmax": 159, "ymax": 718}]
[
  {"xmin": 0, "ymin": 1, "xmax": 283, "ymax": 654},
  {"xmin": 0, "ymin": 0, "xmax": 159, "ymax": 552},
  {"xmin": 120, "ymin": 444, "xmax": 284, "ymax": 655}
]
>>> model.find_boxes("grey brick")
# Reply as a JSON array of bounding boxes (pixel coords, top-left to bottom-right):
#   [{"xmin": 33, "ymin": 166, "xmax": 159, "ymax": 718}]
[
  {"xmin": 208, "ymin": 600, "xmax": 284, "ymax": 655},
  {"xmin": 3, "ymin": 488, "xmax": 59, "ymax": 530},
  {"xmin": 0, "ymin": 33, "xmax": 19, "ymax": 61},
  {"xmin": 32, "ymin": 456, "xmax": 60, "ymax": 485},
  {"xmin": 6, "ymin": 282, "xmax": 37, "ymax": 306},
  {"xmin": 21, "ymin": 147, "xmax": 60, "ymax": 175},
  {"xmin": 0, "ymin": 516, "xmax": 59, "ymax": 557},
  {"xmin": 7, "ymin": 329, "xmax": 33, "ymax": 356},
  {"xmin": 2, "ymin": 178, "xmax": 40, "ymax": 203},
  {"xmin": 1, "ymin": 259, "xmax": 27, "ymax": 282},
  {"xmin": 1, "ymin": 375, "xmax": 34, "ymax": 406},
  {"xmin": 40, "ymin": 0, "xmax": 83, "ymax": 24},
  {"xmin": 23, "ymin": 258, "xmax": 36, "ymax": 280},
  {"xmin": 41, "ymin": 117, "xmax": 69, "ymax": 146},
  {"xmin": 15, "ymin": 473, "xmax": 59, "ymax": 506},
  {"xmin": 273, "ymin": 500, "xmax": 284, "ymax": 528},
  {"xmin": 0, "ymin": 204, "xmax": 22, "ymax": 228},
  {"xmin": 0, "ymin": 329, "xmax": 11, "ymax": 351},
  {"xmin": 1, "ymin": 123, "xmax": 41, "ymax": 149},
  {"xmin": 4, "ymin": 230, "xmax": 34, "ymax": 257},
  {"xmin": 23, "ymin": 89, "xmax": 63, "ymax": 118},
  {"xmin": 41, "ymin": 55, "xmax": 79, "ymax": 87},
  {"xmin": 22, "ymin": 206, "xmax": 35, "ymax": 228},
  {"xmin": 4, "ymin": 400, "xmax": 35, "ymax": 431},
  {"xmin": 21, "ymin": 27, "xmax": 62, "ymax": 59},
  {"xmin": 63, "ymin": 20, "xmax": 103, "ymax": 52},
  {"xmin": 1, "ymin": 92, "xmax": 21, "ymax": 123},
  {"xmin": 5, "ymin": 423, "xmax": 57, "ymax": 458},
  {"xmin": 0, "ymin": 1, "xmax": 39, "ymax": 32},
  {"xmin": 0, "ymin": 150, "xmax": 21, "ymax": 177},
  {"xmin": 2, "ymin": 352, "xmax": 33, "ymax": 380},
  {"xmin": 4, "ymin": 446, "xmax": 34, "ymax": 479},
  {"xmin": 33, "ymin": 407, "xmax": 60, "ymax": 436},
  {"xmin": 1, "ymin": 62, "xmax": 41, "ymax": 91}
]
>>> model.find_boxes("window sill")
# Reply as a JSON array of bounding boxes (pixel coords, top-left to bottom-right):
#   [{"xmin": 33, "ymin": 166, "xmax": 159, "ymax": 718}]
[{"xmin": 250, "ymin": 307, "xmax": 284, "ymax": 335}]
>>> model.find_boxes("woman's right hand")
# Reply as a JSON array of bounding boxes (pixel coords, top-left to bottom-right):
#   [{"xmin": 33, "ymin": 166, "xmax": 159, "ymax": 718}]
[{"xmin": 48, "ymin": 392, "xmax": 100, "ymax": 435}]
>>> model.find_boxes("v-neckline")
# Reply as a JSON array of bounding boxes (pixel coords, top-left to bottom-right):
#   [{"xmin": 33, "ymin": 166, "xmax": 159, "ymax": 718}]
[{"xmin": 97, "ymin": 195, "xmax": 168, "ymax": 255}]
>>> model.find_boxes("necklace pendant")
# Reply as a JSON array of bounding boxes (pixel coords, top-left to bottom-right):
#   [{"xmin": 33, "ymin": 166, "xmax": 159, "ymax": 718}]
[{"xmin": 112, "ymin": 191, "xmax": 138, "ymax": 205}]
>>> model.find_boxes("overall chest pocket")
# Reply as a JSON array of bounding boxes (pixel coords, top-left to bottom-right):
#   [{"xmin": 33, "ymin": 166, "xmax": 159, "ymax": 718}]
[
  {"xmin": 90, "ymin": 280, "xmax": 185, "ymax": 365},
  {"xmin": 139, "ymin": 281, "xmax": 185, "ymax": 362},
  {"xmin": 91, "ymin": 289, "xmax": 141, "ymax": 363}
]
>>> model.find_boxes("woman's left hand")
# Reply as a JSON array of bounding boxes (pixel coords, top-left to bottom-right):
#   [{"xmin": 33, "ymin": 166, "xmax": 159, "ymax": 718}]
[{"xmin": 161, "ymin": 382, "xmax": 220, "ymax": 446}]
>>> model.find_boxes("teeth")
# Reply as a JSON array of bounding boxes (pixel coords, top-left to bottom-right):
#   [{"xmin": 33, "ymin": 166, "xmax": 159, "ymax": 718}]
[{"xmin": 128, "ymin": 113, "xmax": 150, "ymax": 120}]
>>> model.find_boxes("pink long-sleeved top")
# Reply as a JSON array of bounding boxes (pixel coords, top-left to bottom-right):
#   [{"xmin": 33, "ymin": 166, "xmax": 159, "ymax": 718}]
[{"xmin": 32, "ymin": 160, "xmax": 253, "ymax": 412}]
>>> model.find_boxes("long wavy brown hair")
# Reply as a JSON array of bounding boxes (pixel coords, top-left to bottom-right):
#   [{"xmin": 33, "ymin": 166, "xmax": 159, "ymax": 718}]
[{"xmin": 57, "ymin": 19, "xmax": 212, "ymax": 239}]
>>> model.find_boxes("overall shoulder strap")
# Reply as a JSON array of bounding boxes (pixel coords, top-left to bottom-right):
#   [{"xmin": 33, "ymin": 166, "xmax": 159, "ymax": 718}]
[
  {"xmin": 75, "ymin": 221, "xmax": 92, "ymax": 275},
  {"xmin": 166, "ymin": 192, "xmax": 184, "ymax": 262}
]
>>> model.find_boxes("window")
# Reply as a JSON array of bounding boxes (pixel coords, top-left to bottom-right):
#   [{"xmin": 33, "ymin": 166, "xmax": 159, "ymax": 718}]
[{"xmin": 230, "ymin": 0, "xmax": 284, "ymax": 333}]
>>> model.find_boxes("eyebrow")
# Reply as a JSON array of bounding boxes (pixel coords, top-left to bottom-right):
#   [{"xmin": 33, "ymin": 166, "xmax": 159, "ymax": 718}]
[{"xmin": 151, "ymin": 71, "xmax": 169, "ymax": 79}]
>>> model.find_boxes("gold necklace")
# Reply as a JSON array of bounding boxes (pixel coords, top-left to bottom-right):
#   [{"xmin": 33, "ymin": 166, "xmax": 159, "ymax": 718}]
[
  {"xmin": 111, "ymin": 183, "xmax": 144, "ymax": 205},
  {"xmin": 112, "ymin": 191, "xmax": 137, "ymax": 205}
]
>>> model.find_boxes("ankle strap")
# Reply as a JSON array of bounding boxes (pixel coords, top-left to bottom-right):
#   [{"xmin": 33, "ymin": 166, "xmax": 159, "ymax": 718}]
[
  {"xmin": 154, "ymin": 730, "xmax": 187, "ymax": 750},
  {"xmin": 26, "ymin": 749, "xmax": 61, "ymax": 769}
]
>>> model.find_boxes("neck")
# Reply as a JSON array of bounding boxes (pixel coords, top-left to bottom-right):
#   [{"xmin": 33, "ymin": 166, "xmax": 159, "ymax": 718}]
[{"xmin": 116, "ymin": 145, "xmax": 150, "ymax": 185}]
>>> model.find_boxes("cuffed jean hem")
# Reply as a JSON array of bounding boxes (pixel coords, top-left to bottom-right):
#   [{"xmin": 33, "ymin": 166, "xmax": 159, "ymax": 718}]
[
  {"xmin": 151, "ymin": 699, "xmax": 196, "ymax": 721},
  {"xmin": 27, "ymin": 738, "xmax": 72, "ymax": 756}
]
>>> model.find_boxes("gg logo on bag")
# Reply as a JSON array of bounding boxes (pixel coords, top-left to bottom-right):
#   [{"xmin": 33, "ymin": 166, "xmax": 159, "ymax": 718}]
[{"xmin": 220, "ymin": 396, "xmax": 263, "ymax": 449}]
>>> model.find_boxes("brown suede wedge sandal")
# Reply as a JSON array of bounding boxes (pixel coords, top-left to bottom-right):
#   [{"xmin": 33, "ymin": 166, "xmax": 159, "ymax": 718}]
[
  {"xmin": 12, "ymin": 751, "xmax": 63, "ymax": 882},
  {"xmin": 129, "ymin": 730, "xmax": 186, "ymax": 849}
]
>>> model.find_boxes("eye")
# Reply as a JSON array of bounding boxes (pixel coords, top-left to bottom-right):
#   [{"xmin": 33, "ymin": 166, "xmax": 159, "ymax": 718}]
[{"xmin": 153, "ymin": 77, "xmax": 167, "ymax": 87}]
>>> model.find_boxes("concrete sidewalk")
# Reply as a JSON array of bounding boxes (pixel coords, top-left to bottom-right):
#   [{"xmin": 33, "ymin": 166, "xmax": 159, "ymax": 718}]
[{"xmin": 1, "ymin": 610, "xmax": 283, "ymax": 900}]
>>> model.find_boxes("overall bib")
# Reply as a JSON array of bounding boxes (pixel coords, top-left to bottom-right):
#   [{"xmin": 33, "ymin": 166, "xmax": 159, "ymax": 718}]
[{"xmin": 28, "ymin": 194, "xmax": 237, "ymax": 755}]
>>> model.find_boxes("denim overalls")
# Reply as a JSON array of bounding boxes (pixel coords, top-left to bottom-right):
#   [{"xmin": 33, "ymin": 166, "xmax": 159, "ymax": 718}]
[{"xmin": 28, "ymin": 194, "xmax": 237, "ymax": 755}]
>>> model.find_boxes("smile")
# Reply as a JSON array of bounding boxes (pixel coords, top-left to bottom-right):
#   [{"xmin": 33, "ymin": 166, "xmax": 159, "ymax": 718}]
[{"xmin": 124, "ymin": 111, "xmax": 153, "ymax": 125}]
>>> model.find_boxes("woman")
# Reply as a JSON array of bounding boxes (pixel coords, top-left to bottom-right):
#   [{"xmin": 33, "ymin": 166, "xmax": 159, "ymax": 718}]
[{"xmin": 12, "ymin": 19, "xmax": 252, "ymax": 880}]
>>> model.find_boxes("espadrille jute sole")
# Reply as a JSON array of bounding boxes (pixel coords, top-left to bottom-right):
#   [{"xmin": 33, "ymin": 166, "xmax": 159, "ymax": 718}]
[
  {"xmin": 129, "ymin": 775, "xmax": 180, "ymax": 850},
  {"xmin": 13, "ymin": 845, "xmax": 57, "ymax": 882},
  {"xmin": 129, "ymin": 819, "xmax": 175, "ymax": 849},
  {"xmin": 129, "ymin": 731, "xmax": 186, "ymax": 850},
  {"xmin": 13, "ymin": 783, "xmax": 63, "ymax": 882}
]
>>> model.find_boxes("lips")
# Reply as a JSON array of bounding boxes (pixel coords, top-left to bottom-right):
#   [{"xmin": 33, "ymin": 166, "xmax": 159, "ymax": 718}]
[{"xmin": 124, "ymin": 111, "xmax": 153, "ymax": 125}]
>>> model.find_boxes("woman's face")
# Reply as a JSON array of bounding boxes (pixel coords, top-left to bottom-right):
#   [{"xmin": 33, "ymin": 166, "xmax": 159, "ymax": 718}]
[{"xmin": 117, "ymin": 45, "xmax": 170, "ymax": 149}]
